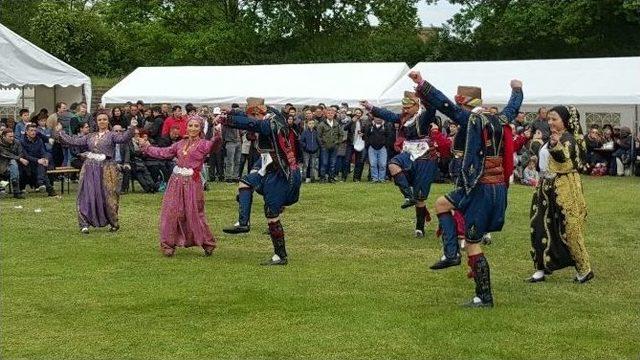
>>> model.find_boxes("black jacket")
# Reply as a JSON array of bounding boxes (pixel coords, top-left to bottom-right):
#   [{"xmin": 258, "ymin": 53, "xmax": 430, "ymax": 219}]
[{"xmin": 364, "ymin": 123, "xmax": 392, "ymax": 150}]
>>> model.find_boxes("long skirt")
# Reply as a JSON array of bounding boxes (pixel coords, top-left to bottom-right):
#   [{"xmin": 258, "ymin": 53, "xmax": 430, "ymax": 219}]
[
  {"xmin": 529, "ymin": 173, "xmax": 591, "ymax": 275},
  {"xmin": 158, "ymin": 173, "xmax": 216, "ymax": 253},
  {"xmin": 77, "ymin": 159, "xmax": 120, "ymax": 229}
]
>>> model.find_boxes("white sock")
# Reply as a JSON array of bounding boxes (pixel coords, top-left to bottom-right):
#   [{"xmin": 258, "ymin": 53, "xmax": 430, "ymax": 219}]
[
  {"xmin": 532, "ymin": 270, "xmax": 545, "ymax": 280},
  {"xmin": 271, "ymin": 254, "xmax": 281, "ymax": 262}
]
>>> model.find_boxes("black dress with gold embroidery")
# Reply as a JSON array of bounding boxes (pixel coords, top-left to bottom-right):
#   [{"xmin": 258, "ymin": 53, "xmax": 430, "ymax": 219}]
[{"xmin": 529, "ymin": 132, "xmax": 591, "ymax": 276}]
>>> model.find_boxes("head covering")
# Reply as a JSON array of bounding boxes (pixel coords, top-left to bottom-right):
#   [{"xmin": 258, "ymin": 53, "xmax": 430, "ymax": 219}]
[
  {"xmin": 187, "ymin": 114, "xmax": 205, "ymax": 136},
  {"xmin": 455, "ymin": 86, "xmax": 482, "ymax": 107},
  {"xmin": 401, "ymin": 91, "xmax": 419, "ymax": 108},
  {"xmin": 246, "ymin": 97, "xmax": 267, "ymax": 117},
  {"xmin": 213, "ymin": 107, "xmax": 222, "ymax": 115},
  {"xmin": 550, "ymin": 105, "xmax": 588, "ymax": 172}
]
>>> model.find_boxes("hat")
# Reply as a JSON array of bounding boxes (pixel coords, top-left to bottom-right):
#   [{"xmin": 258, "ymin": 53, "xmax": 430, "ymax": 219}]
[
  {"xmin": 402, "ymin": 91, "xmax": 419, "ymax": 107},
  {"xmin": 213, "ymin": 107, "xmax": 221, "ymax": 115},
  {"xmin": 246, "ymin": 97, "xmax": 267, "ymax": 116},
  {"xmin": 455, "ymin": 86, "xmax": 482, "ymax": 107}
]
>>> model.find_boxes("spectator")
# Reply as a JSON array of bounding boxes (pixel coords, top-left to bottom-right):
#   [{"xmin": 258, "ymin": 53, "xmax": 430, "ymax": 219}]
[
  {"xmin": 222, "ymin": 116, "xmax": 242, "ymax": 182},
  {"xmin": 161, "ymin": 105, "xmax": 187, "ymax": 137},
  {"xmin": 136, "ymin": 100, "xmax": 145, "ymax": 114},
  {"xmin": 530, "ymin": 107, "xmax": 550, "ymax": 142},
  {"xmin": 489, "ymin": 106, "xmax": 499, "ymax": 115},
  {"xmin": 3, "ymin": 117, "xmax": 16, "ymax": 131},
  {"xmin": 127, "ymin": 104, "xmax": 144, "ymax": 128},
  {"xmin": 238, "ymin": 130, "xmax": 257, "ymax": 178},
  {"xmin": 128, "ymin": 128, "xmax": 158, "ymax": 193},
  {"xmin": 0, "ymin": 128, "xmax": 26, "ymax": 198},
  {"xmin": 146, "ymin": 106, "xmax": 165, "ymax": 142},
  {"xmin": 111, "ymin": 125, "xmax": 132, "ymax": 192},
  {"xmin": 364, "ymin": 117, "xmax": 391, "ymax": 182},
  {"xmin": 300, "ymin": 118, "xmax": 320, "ymax": 183},
  {"xmin": 206, "ymin": 120, "xmax": 225, "ymax": 182},
  {"xmin": 612, "ymin": 126, "xmax": 632, "ymax": 176},
  {"xmin": 514, "ymin": 111, "xmax": 527, "ymax": 133},
  {"xmin": 317, "ymin": 106, "xmax": 342, "ymax": 182},
  {"xmin": 36, "ymin": 114, "xmax": 53, "ymax": 160},
  {"xmin": 69, "ymin": 122, "xmax": 90, "ymax": 170},
  {"xmin": 110, "ymin": 107, "xmax": 129, "ymax": 128},
  {"xmin": 30, "ymin": 108, "xmax": 48, "ymax": 124},
  {"xmin": 14, "ymin": 109, "xmax": 31, "ymax": 142},
  {"xmin": 161, "ymin": 103, "xmax": 171, "ymax": 119},
  {"xmin": 56, "ymin": 102, "xmax": 78, "ymax": 167},
  {"xmin": 521, "ymin": 156, "xmax": 539, "ymax": 187},
  {"xmin": 585, "ymin": 125, "xmax": 603, "ymax": 168},
  {"xmin": 343, "ymin": 108, "xmax": 367, "ymax": 182},
  {"xmin": 19, "ymin": 124, "xmax": 57, "ymax": 196},
  {"xmin": 76, "ymin": 102, "xmax": 94, "ymax": 130}
]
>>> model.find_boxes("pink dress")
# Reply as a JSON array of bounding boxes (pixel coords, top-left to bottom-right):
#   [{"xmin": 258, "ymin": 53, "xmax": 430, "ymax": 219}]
[{"xmin": 143, "ymin": 136, "xmax": 221, "ymax": 255}]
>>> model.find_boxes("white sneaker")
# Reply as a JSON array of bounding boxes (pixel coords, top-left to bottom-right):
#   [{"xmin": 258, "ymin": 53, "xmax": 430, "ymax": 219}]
[
  {"xmin": 305, "ymin": 178, "xmax": 311, "ymax": 183},
  {"xmin": 414, "ymin": 230, "xmax": 424, "ymax": 238},
  {"xmin": 80, "ymin": 227, "xmax": 89, "ymax": 234},
  {"xmin": 37, "ymin": 185, "xmax": 46, "ymax": 192},
  {"xmin": 0, "ymin": 180, "xmax": 8, "ymax": 188}
]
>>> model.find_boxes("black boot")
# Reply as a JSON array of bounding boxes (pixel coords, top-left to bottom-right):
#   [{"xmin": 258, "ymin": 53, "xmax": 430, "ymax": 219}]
[
  {"xmin": 392, "ymin": 172, "xmax": 416, "ymax": 209},
  {"xmin": 11, "ymin": 180, "xmax": 24, "ymax": 199},
  {"xmin": 223, "ymin": 188, "xmax": 252, "ymax": 234},
  {"xmin": 415, "ymin": 206, "xmax": 427, "ymax": 236},
  {"xmin": 462, "ymin": 253, "xmax": 494, "ymax": 308},
  {"xmin": 261, "ymin": 220, "xmax": 288, "ymax": 266}
]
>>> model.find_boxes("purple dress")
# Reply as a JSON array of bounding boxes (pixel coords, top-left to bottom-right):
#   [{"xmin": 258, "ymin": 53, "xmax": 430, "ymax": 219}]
[
  {"xmin": 56, "ymin": 128, "xmax": 134, "ymax": 229},
  {"xmin": 143, "ymin": 135, "xmax": 222, "ymax": 255}
]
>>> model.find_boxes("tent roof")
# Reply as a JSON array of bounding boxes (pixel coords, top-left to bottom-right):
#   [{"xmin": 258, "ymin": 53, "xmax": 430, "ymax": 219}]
[
  {"xmin": 0, "ymin": 22, "xmax": 91, "ymax": 90},
  {"xmin": 101, "ymin": 63, "xmax": 410, "ymax": 106},
  {"xmin": 378, "ymin": 57, "xmax": 640, "ymax": 106},
  {"xmin": 0, "ymin": 89, "xmax": 20, "ymax": 106}
]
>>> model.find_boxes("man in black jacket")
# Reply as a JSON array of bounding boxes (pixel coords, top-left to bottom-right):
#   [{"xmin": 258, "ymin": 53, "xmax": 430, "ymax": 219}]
[
  {"xmin": 20, "ymin": 124, "xmax": 56, "ymax": 196},
  {"xmin": 363, "ymin": 117, "xmax": 392, "ymax": 182},
  {"xmin": 0, "ymin": 128, "xmax": 27, "ymax": 198}
]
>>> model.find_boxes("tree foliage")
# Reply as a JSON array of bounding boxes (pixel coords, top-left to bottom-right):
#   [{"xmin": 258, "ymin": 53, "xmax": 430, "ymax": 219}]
[{"xmin": 0, "ymin": 0, "xmax": 638, "ymax": 76}]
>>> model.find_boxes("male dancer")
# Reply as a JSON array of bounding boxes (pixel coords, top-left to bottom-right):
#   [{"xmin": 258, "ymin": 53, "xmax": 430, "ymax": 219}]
[
  {"xmin": 220, "ymin": 98, "xmax": 301, "ymax": 266},
  {"xmin": 361, "ymin": 91, "xmax": 444, "ymax": 238},
  {"xmin": 409, "ymin": 71, "xmax": 523, "ymax": 307}
]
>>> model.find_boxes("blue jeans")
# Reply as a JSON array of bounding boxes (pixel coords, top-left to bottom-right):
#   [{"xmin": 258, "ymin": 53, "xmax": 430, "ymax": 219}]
[
  {"xmin": 368, "ymin": 147, "xmax": 387, "ymax": 181},
  {"xmin": 7, "ymin": 159, "xmax": 20, "ymax": 182},
  {"xmin": 320, "ymin": 147, "xmax": 337, "ymax": 179}
]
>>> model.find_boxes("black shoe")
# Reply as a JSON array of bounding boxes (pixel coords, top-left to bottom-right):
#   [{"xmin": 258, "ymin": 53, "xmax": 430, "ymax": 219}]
[
  {"xmin": 400, "ymin": 198, "xmax": 417, "ymax": 209},
  {"xmin": 222, "ymin": 224, "xmax": 250, "ymax": 234},
  {"xmin": 461, "ymin": 297, "xmax": 494, "ymax": 308},
  {"xmin": 429, "ymin": 257, "xmax": 461, "ymax": 270},
  {"xmin": 260, "ymin": 257, "xmax": 288, "ymax": 266},
  {"xmin": 574, "ymin": 271, "xmax": 594, "ymax": 284},
  {"xmin": 13, "ymin": 192, "xmax": 25, "ymax": 199},
  {"xmin": 525, "ymin": 275, "xmax": 546, "ymax": 283},
  {"xmin": 204, "ymin": 248, "xmax": 213, "ymax": 256}
]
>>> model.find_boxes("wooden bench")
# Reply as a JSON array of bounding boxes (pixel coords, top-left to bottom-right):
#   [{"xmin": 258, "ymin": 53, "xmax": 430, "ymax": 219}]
[{"xmin": 47, "ymin": 166, "xmax": 80, "ymax": 194}]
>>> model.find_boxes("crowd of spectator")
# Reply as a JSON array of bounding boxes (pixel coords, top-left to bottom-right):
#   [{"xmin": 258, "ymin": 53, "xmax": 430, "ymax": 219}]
[{"xmin": 1, "ymin": 101, "xmax": 638, "ymax": 199}]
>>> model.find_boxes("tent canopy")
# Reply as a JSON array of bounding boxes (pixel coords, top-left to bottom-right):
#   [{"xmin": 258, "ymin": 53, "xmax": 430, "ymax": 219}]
[
  {"xmin": 0, "ymin": 22, "xmax": 91, "ymax": 109},
  {"xmin": 101, "ymin": 63, "xmax": 410, "ymax": 107},
  {"xmin": 0, "ymin": 89, "xmax": 20, "ymax": 106},
  {"xmin": 378, "ymin": 57, "xmax": 640, "ymax": 107}
]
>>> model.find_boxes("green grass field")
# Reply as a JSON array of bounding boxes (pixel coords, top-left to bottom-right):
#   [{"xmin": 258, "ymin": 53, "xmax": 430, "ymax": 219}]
[{"xmin": 2, "ymin": 176, "xmax": 639, "ymax": 359}]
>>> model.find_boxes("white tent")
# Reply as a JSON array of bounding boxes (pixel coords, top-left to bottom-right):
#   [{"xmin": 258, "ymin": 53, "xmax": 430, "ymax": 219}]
[
  {"xmin": 378, "ymin": 57, "xmax": 640, "ymax": 129},
  {"xmin": 0, "ymin": 22, "xmax": 92, "ymax": 113},
  {"xmin": 101, "ymin": 63, "xmax": 410, "ymax": 107},
  {"xmin": 0, "ymin": 89, "xmax": 20, "ymax": 106},
  {"xmin": 0, "ymin": 88, "xmax": 20, "ymax": 121}
]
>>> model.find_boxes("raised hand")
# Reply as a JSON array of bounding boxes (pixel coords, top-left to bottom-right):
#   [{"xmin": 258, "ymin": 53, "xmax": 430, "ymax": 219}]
[
  {"xmin": 510, "ymin": 79, "xmax": 523, "ymax": 89},
  {"xmin": 408, "ymin": 71, "xmax": 423, "ymax": 84}
]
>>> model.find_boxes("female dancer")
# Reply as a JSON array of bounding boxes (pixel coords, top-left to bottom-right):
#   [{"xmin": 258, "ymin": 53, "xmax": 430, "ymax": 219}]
[
  {"xmin": 55, "ymin": 112, "xmax": 137, "ymax": 233},
  {"xmin": 139, "ymin": 115, "xmax": 222, "ymax": 257},
  {"xmin": 528, "ymin": 105, "xmax": 593, "ymax": 283}
]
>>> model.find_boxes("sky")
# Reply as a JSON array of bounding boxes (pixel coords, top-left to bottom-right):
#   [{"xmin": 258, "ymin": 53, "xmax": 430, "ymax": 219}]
[{"xmin": 416, "ymin": 1, "xmax": 463, "ymax": 27}]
